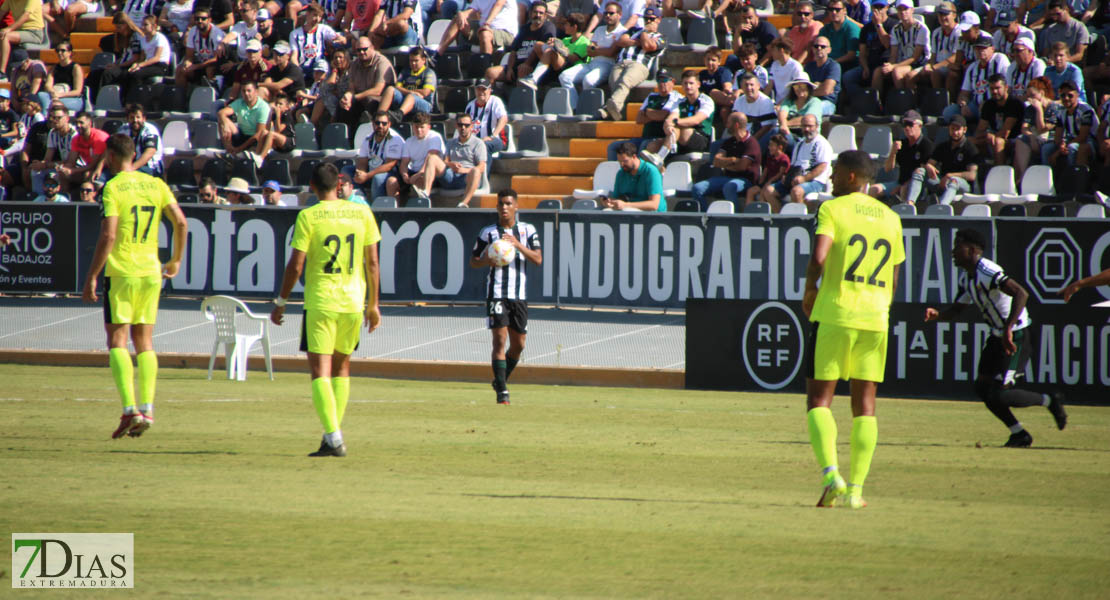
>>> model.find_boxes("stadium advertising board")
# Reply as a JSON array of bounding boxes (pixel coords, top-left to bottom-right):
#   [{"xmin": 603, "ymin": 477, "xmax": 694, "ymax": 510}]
[
  {"xmin": 0, "ymin": 203, "xmax": 79, "ymax": 292},
  {"xmin": 686, "ymin": 299, "xmax": 1110, "ymax": 400}
]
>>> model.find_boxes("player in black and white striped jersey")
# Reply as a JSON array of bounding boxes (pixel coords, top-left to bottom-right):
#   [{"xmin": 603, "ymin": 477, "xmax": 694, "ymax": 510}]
[{"xmin": 469, "ymin": 189, "xmax": 542, "ymax": 405}]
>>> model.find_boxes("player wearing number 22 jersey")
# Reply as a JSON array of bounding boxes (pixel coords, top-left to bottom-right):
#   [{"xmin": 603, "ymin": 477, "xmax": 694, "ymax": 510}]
[
  {"xmin": 802, "ymin": 150, "xmax": 905, "ymax": 510},
  {"xmin": 272, "ymin": 163, "xmax": 381, "ymax": 457}
]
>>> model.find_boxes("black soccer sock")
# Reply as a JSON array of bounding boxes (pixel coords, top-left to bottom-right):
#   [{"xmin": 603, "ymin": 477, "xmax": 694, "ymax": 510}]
[
  {"xmin": 999, "ymin": 388, "xmax": 1047, "ymax": 408},
  {"xmin": 505, "ymin": 356, "xmax": 519, "ymax": 380},
  {"xmin": 493, "ymin": 359, "xmax": 507, "ymax": 392},
  {"xmin": 976, "ymin": 379, "xmax": 1019, "ymax": 428}
]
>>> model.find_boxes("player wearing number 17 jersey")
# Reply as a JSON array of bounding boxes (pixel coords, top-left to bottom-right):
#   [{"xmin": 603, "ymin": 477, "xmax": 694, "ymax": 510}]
[
  {"xmin": 802, "ymin": 150, "xmax": 906, "ymax": 509},
  {"xmin": 82, "ymin": 133, "xmax": 188, "ymax": 440},
  {"xmin": 469, "ymin": 189, "xmax": 542, "ymax": 405},
  {"xmin": 271, "ymin": 163, "xmax": 382, "ymax": 457}
]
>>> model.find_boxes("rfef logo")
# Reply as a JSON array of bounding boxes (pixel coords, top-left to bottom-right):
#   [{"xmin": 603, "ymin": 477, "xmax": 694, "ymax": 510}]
[
  {"xmin": 11, "ymin": 534, "xmax": 133, "ymax": 589},
  {"xmin": 740, "ymin": 301, "xmax": 805, "ymax": 390}
]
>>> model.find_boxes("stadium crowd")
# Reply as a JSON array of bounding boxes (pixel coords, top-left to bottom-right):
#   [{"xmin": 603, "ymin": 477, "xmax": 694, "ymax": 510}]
[{"xmin": 2, "ymin": 0, "xmax": 1110, "ymax": 213}]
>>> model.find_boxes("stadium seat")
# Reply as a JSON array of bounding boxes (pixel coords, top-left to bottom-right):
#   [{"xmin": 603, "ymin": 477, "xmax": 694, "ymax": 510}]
[
  {"xmin": 293, "ymin": 122, "xmax": 321, "ymax": 155},
  {"xmin": 90, "ymin": 51, "xmax": 115, "ymax": 71},
  {"xmin": 924, "ymin": 203, "xmax": 954, "ymax": 216},
  {"xmin": 883, "ymin": 89, "xmax": 916, "ymax": 119},
  {"xmin": 850, "ymin": 88, "xmax": 881, "ymax": 119},
  {"xmin": 280, "ymin": 193, "xmax": 300, "ymax": 206},
  {"xmin": 1020, "ymin": 164, "xmax": 1055, "ymax": 196},
  {"xmin": 684, "ymin": 18, "xmax": 716, "ymax": 50},
  {"xmin": 919, "ymin": 88, "xmax": 949, "ymax": 120},
  {"xmin": 200, "ymin": 295, "xmax": 273, "ymax": 381},
  {"xmin": 1037, "ymin": 203, "xmax": 1066, "ymax": 217},
  {"xmin": 159, "ymin": 84, "xmax": 187, "ymax": 113},
  {"xmin": 321, "ymin": 122, "xmax": 351, "ymax": 151},
  {"xmin": 536, "ymin": 199, "xmax": 562, "ymax": 210},
  {"xmin": 188, "ymin": 86, "xmax": 219, "ymax": 118},
  {"xmin": 424, "ymin": 19, "xmax": 452, "ymax": 48},
  {"xmin": 827, "ymin": 124, "xmax": 857, "ymax": 154},
  {"xmin": 572, "ymin": 88, "xmax": 606, "ymax": 121},
  {"xmin": 443, "ymin": 87, "xmax": 473, "ymax": 114},
  {"xmin": 230, "ymin": 157, "xmax": 259, "ymax": 186},
  {"xmin": 778, "ymin": 202, "xmax": 808, "ymax": 215},
  {"xmin": 179, "ymin": 193, "xmax": 199, "ymax": 203},
  {"xmin": 573, "ymin": 161, "xmax": 620, "ymax": 199},
  {"xmin": 352, "ymin": 122, "xmax": 374, "ymax": 152},
  {"xmin": 892, "ymin": 202, "xmax": 917, "ymax": 216},
  {"xmin": 672, "ymin": 199, "xmax": 700, "ymax": 212},
  {"xmin": 540, "ymin": 87, "xmax": 573, "ymax": 120},
  {"xmin": 707, "ymin": 200, "xmax": 735, "ymax": 214},
  {"xmin": 498, "ymin": 124, "xmax": 549, "ymax": 159},
  {"xmin": 124, "ymin": 84, "xmax": 155, "ymax": 109},
  {"xmin": 274, "ymin": 17, "xmax": 294, "ymax": 40},
  {"xmin": 744, "ymin": 201, "xmax": 772, "ymax": 214},
  {"xmin": 658, "ymin": 18, "xmax": 684, "ymax": 46},
  {"xmin": 395, "ymin": 122, "xmax": 413, "ymax": 138},
  {"xmin": 999, "ymin": 204, "xmax": 1026, "ymax": 217},
  {"xmin": 963, "ymin": 165, "xmax": 1016, "ymax": 203},
  {"xmin": 860, "ymin": 126, "xmax": 892, "ymax": 160},
  {"xmin": 434, "ymin": 53, "xmax": 467, "ymax": 84},
  {"xmin": 295, "ymin": 159, "xmax": 322, "ymax": 186},
  {"xmin": 1076, "ymin": 203, "xmax": 1106, "ymax": 218},
  {"xmin": 960, "ymin": 204, "xmax": 991, "ymax": 217},
  {"xmin": 162, "ymin": 120, "xmax": 190, "ymax": 154},
  {"xmin": 166, "ymin": 158, "xmax": 196, "ymax": 189},
  {"xmin": 1056, "ymin": 165, "xmax": 1090, "ymax": 195},
  {"xmin": 191, "ymin": 121, "xmax": 220, "ymax": 152},
  {"xmin": 92, "ymin": 84, "xmax": 123, "ymax": 116},
  {"xmin": 571, "ymin": 198, "xmax": 599, "ymax": 210},
  {"xmin": 332, "ymin": 157, "xmax": 355, "ymax": 173},
  {"xmin": 372, "ymin": 196, "xmax": 398, "ymax": 208},
  {"xmin": 507, "ymin": 86, "xmax": 539, "ymax": 119},
  {"xmin": 406, "ymin": 196, "xmax": 432, "ymax": 208},
  {"xmin": 200, "ymin": 159, "xmax": 230, "ymax": 187},
  {"xmin": 662, "ymin": 161, "xmax": 692, "ymax": 196},
  {"xmin": 259, "ymin": 158, "xmax": 293, "ymax": 187}
]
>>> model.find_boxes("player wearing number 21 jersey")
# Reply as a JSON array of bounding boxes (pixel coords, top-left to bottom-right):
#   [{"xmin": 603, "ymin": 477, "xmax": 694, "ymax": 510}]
[
  {"xmin": 272, "ymin": 163, "xmax": 381, "ymax": 457},
  {"xmin": 801, "ymin": 150, "xmax": 905, "ymax": 510}
]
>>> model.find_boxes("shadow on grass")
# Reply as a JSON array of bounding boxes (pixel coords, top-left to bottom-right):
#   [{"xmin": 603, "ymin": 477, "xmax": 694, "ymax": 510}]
[
  {"xmin": 763, "ymin": 439, "xmax": 1110, "ymax": 452},
  {"xmin": 459, "ymin": 492, "xmax": 744, "ymax": 506}
]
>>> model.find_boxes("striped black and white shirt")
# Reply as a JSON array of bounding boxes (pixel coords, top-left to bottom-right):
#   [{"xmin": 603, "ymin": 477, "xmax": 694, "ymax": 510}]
[
  {"xmin": 381, "ymin": 0, "xmax": 423, "ymax": 38},
  {"xmin": 1047, "ymin": 101, "xmax": 1098, "ymax": 141},
  {"xmin": 123, "ymin": 0, "xmax": 160, "ymax": 24},
  {"xmin": 319, "ymin": 0, "xmax": 348, "ymax": 20},
  {"xmin": 961, "ymin": 53, "xmax": 1010, "ymax": 106},
  {"xmin": 472, "ymin": 222, "xmax": 540, "ymax": 301},
  {"xmin": 465, "ymin": 95, "xmax": 509, "ymax": 145},
  {"xmin": 186, "ymin": 25, "xmax": 226, "ymax": 63},
  {"xmin": 955, "ymin": 257, "xmax": 1030, "ymax": 337},
  {"xmin": 890, "ymin": 20, "xmax": 930, "ymax": 64},
  {"xmin": 290, "ymin": 24, "xmax": 340, "ymax": 70},
  {"xmin": 118, "ymin": 121, "xmax": 165, "ymax": 175},
  {"xmin": 930, "ymin": 25, "xmax": 960, "ymax": 65},
  {"xmin": 616, "ymin": 28, "xmax": 665, "ymax": 73},
  {"xmin": 1005, "ymin": 58, "xmax": 1045, "ymax": 99},
  {"xmin": 47, "ymin": 126, "xmax": 76, "ymax": 163},
  {"xmin": 1098, "ymin": 98, "xmax": 1110, "ymax": 139}
]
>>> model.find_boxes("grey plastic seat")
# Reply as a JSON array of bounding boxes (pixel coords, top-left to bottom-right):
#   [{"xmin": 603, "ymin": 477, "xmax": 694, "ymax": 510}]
[
  {"xmin": 539, "ymin": 87, "xmax": 572, "ymax": 120},
  {"xmin": 536, "ymin": 199, "xmax": 562, "ymax": 210},
  {"xmin": 293, "ymin": 122, "xmax": 322, "ymax": 156},
  {"xmin": 744, "ymin": 201, "xmax": 772, "ymax": 214},
  {"xmin": 372, "ymin": 196, "xmax": 398, "ymax": 208},
  {"xmin": 497, "ymin": 124, "xmax": 549, "ymax": 159},
  {"xmin": 507, "ymin": 86, "xmax": 539, "ymax": 119},
  {"xmin": 321, "ymin": 123, "xmax": 350, "ymax": 150},
  {"xmin": 658, "ymin": 17, "xmax": 684, "ymax": 46},
  {"xmin": 924, "ymin": 203, "xmax": 954, "ymax": 216},
  {"xmin": 566, "ymin": 87, "xmax": 605, "ymax": 122},
  {"xmin": 684, "ymin": 18, "xmax": 717, "ymax": 51},
  {"xmin": 572, "ymin": 198, "xmax": 599, "ymax": 210},
  {"xmin": 892, "ymin": 203, "xmax": 917, "ymax": 216},
  {"xmin": 406, "ymin": 196, "xmax": 432, "ymax": 208},
  {"xmin": 188, "ymin": 86, "xmax": 219, "ymax": 119},
  {"xmin": 92, "ymin": 85, "xmax": 123, "ymax": 116},
  {"xmin": 191, "ymin": 121, "xmax": 220, "ymax": 151}
]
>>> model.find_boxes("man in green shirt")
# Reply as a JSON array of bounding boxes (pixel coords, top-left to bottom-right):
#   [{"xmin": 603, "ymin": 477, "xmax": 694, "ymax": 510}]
[
  {"xmin": 217, "ymin": 80, "xmax": 271, "ymax": 158},
  {"xmin": 604, "ymin": 142, "xmax": 666, "ymax": 211},
  {"xmin": 517, "ymin": 13, "xmax": 591, "ymax": 89},
  {"xmin": 819, "ymin": 0, "xmax": 861, "ymax": 70}
]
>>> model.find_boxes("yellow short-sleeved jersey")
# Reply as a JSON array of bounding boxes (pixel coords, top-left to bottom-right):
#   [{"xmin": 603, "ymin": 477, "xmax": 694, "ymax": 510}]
[
  {"xmin": 102, "ymin": 171, "xmax": 178, "ymax": 278},
  {"xmin": 292, "ymin": 200, "xmax": 381, "ymax": 313},
  {"xmin": 810, "ymin": 192, "xmax": 906, "ymax": 332}
]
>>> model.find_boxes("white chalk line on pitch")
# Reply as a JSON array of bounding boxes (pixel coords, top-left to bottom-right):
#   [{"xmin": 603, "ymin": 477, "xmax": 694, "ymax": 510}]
[
  {"xmin": 368, "ymin": 326, "xmax": 487, "ymax": 358},
  {"xmin": 0, "ymin": 310, "xmax": 101, "ymax": 340},
  {"xmin": 527, "ymin": 319, "xmax": 685, "ymax": 361},
  {"xmin": 152, "ymin": 321, "xmax": 209, "ymax": 338}
]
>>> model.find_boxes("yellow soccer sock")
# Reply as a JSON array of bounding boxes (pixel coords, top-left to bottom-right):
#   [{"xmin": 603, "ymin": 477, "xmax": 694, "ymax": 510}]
[
  {"xmin": 109, "ymin": 348, "xmax": 136, "ymax": 412},
  {"xmin": 311, "ymin": 377, "xmax": 339, "ymax": 434},
  {"xmin": 807, "ymin": 407, "xmax": 839, "ymax": 473},
  {"xmin": 849, "ymin": 416, "xmax": 878, "ymax": 491},
  {"xmin": 135, "ymin": 351, "xmax": 157, "ymax": 413},
  {"xmin": 332, "ymin": 377, "xmax": 350, "ymax": 426}
]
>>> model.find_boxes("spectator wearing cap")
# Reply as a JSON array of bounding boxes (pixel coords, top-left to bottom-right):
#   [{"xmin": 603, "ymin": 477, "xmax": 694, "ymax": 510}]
[
  {"xmin": 486, "ymin": 1, "xmax": 556, "ymax": 85},
  {"xmin": 347, "ymin": 36, "xmax": 396, "ymax": 116},
  {"xmin": 943, "ymin": 33, "xmax": 1010, "ymax": 123},
  {"xmin": 557, "ymin": 1, "xmax": 626, "ymax": 108},
  {"xmin": 353, "ymin": 110, "xmax": 405, "ymax": 200},
  {"xmin": 1006, "ymin": 36, "xmax": 1045, "ymax": 98},
  {"xmin": 224, "ymin": 177, "xmax": 255, "ymax": 204},
  {"xmin": 387, "ymin": 112, "xmax": 446, "ymax": 203},
  {"xmin": 176, "ymin": 7, "xmax": 227, "ymax": 88},
  {"xmin": 605, "ymin": 142, "xmax": 665, "ymax": 211},
  {"xmin": 992, "ymin": 20, "xmax": 1035, "ymax": 57},
  {"xmin": 869, "ymin": 109, "xmax": 934, "ymax": 202},
  {"xmin": 517, "ymin": 12, "xmax": 591, "ymax": 90},
  {"xmin": 1037, "ymin": 0, "xmax": 1089, "ymax": 62},
  {"xmin": 0, "ymin": 0, "xmax": 46, "ymax": 75},
  {"xmin": 758, "ymin": 114, "xmax": 832, "ymax": 209},
  {"xmin": 306, "ymin": 47, "xmax": 351, "ymax": 126},
  {"xmin": 378, "ymin": 47, "xmax": 437, "ymax": 121},
  {"xmin": 119, "ymin": 103, "xmax": 164, "ymax": 177},
  {"xmin": 338, "ymin": 172, "xmax": 370, "ymax": 206},
  {"xmin": 915, "ymin": 2, "xmax": 962, "ymax": 95},
  {"xmin": 766, "ymin": 37, "xmax": 804, "ymax": 102},
  {"xmin": 261, "ymin": 180, "xmax": 287, "ymax": 205},
  {"xmin": 257, "ymin": 9, "xmax": 283, "ymax": 57},
  {"xmin": 33, "ymin": 170, "xmax": 70, "ymax": 202},
  {"xmin": 368, "ymin": 0, "xmax": 424, "ymax": 50},
  {"xmin": 290, "ymin": 4, "xmax": 346, "ymax": 74},
  {"xmin": 974, "ymin": 73, "xmax": 1024, "ymax": 167},
  {"xmin": 300, "ymin": 58, "xmax": 330, "ymax": 113},
  {"xmin": 257, "ymin": 92, "xmax": 296, "ymax": 160},
  {"xmin": 423, "ymin": 113, "xmax": 489, "ymax": 208},
  {"xmin": 228, "ymin": 39, "xmax": 272, "ymax": 101},
  {"xmin": 691, "ymin": 112, "xmax": 761, "ymax": 210},
  {"xmin": 260, "ymin": 41, "xmax": 307, "ymax": 102},
  {"xmin": 606, "ymin": 69, "xmax": 680, "ymax": 161},
  {"xmin": 1043, "ymin": 80, "xmax": 1096, "ymax": 167},
  {"xmin": 953, "ymin": 11, "xmax": 981, "ymax": 69},
  {"xmin": 875, "ymin": 0, "xmax": 930, "ymax": 98},
  {"xmin": 783, "ymin": 2, "xmax": 822, "ymax": 65},
  {"xmin": 217, "ymin": 80, "xmax": 271, "ymax": 162},
  {"xmin": 6, "ymin": 48, "xmax": 47, "ymax": 114},
  {"xmin": 599, "ymin": 6, "xmax": 665, "ymax": 121},
  {"xmin": 904, "ymin": 114, "xmax": 979, "ymax": 205},
  {"xmin": 730, "ymin": 71, "xmax": 777, "ymax": 154},
  {"xmin": 818, "ymin": 0, "xmax": 861, "ymax": 71},
  {"xmin": 465, "ymin": 79, "xmax": 509, "ymax": 174},
  {"xmin": 639, "ymin": 68, "xmax": 712, "ymax": 169},
  {"xmin": 804, "ymin": 36, "xmax": 841, "ymax": 116},
  {"xmin": 1044, "ymin": 40, "xmax": 1087, "ymax": 101}
]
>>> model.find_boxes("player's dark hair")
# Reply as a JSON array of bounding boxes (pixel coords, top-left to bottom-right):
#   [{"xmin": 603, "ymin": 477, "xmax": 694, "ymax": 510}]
[
  {"xmin": 706, "ymin": 46, "xmax": 721, "ymax": 59},
  {"xmin": 106, "ymin": 133, "xmax": 135, "ymax": 160},
  {"xmin": 497, "ymin": 188, "xmax": 518, "ymax": 202},
  {"xmin": 616, "ymin": 142, "xmax": 639, "ymax": 157},
  {"xmin": 566, "ymin": 12, "xmax": 586, "ymax": 31},
  {"xmin": 413, "ymin": 111, "xmax": 432, "ymax": 125},
  {"xmin": 408, "ymin": 46, "xmax": 426, "ymax": 58},
  {"xmin": 1058, "ymin": 80, "xmax": 1077, "ymax": 94},
  {"xmin": 681, "ymin": 69, "xmax": 699, "ymax": 82},
  {"xmin": 955, "ymin": 228, "xmax": 987, "ymax": 251},
  {"xmin": 835, "ymin": 150, "xmax": 875, "ymax": 184},
  {"xmin": 311, "ymin": 162, "xmax": 340, "ymax": 193},
  {"xmin": 125, "ymin": 103, "xmax": 145, "ymax": 116}
]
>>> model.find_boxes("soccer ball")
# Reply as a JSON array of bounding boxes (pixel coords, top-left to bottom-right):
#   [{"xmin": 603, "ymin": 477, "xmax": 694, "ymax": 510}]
[{"xmin": 487, "ymin": 239, "xmax": 516, "ymax": 267}]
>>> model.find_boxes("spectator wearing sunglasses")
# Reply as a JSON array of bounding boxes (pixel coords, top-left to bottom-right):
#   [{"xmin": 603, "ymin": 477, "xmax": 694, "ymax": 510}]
[
  {"xmin": 353, "ymin": 111, "xmax": 405, "ymax": 201},
  {"xmin": 76, "ymin": 183, "xmax": 100, "ymax": 203},
  {"xmin": 784, "ymin": 1, "xmax": 822, "ymax": 65}
]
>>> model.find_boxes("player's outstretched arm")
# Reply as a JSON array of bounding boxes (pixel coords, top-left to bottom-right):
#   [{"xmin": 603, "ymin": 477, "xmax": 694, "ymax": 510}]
[
  {"xmin": 82, "ymin": 216, "xmax": 118, "ymax": 303},
  {"xmin": 271, "ymin": 249, "xmax": 306, "ymax": 325},
  {"xmin": 1060, "ymin": 268, "xmax": 1110, "ymax": 302},
  {"xmin": 924, "ymin": 304, "xmax": 965, "ymax": 323},
  {"xmin": 162, "ymin": 203, "xmax": 188, "ymax": 279},
  {"xmin": 364, "ymin": 243, "xmax": 381, "ymax": 332}
]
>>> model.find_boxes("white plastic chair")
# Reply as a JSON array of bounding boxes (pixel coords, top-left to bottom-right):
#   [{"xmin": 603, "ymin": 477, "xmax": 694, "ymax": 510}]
[
  {"xmin": 201, "ymin": 295, "xmax": 274, "ymax": 381},
  {"xmin": 573, "ymin": 161, "xmax": 621, "ymax": 199},
  {"xmin": 860, "ymin": 126, "xmax": 892, "ymax": 160},
  {"xmin": 963, "ymin": 165, "xmax": 1016, "ymax": 204},
  {"xmin": 162, "ymin": 120, "xmax": 191, "ymax": 155},
  {"xmin": 706, "ymin": 200, "xmax": 735, "ymax": 214},
  {"xmin": 961, "ymin": 204, "xmax": 992, "ymax": 217},
  {"xmin": 827, "ymin": 124, "xmax": 858, "ymax": 154},
  {"xmin": 661, "ymin": 161, "xmax": 692, "ymax": 196},
  {"xmin": 1076, "ymin": 203, "xmax": 1106, "ymax": 218},
  {"xmin": 424, "ymin": 19, "xmax": 452, "ymax": 48},
  {"xmin": 352, "ymin": 122, "xmax": 374, "ymax": 153},
  {"xmin": 779, "ymin": 202, "xmax": 809, "ymax": 215},
  {"xmin": 1000, "ymin": 165, "xmax": 1055, "ymax": 203}
]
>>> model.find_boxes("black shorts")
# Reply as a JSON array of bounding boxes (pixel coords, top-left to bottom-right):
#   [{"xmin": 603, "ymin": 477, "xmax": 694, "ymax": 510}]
[
  {"xmin": 977, "ymin": 328, "xmax": 1031, "ymax": 385},
  {"xmin": 276, "ymin": 134, "xmax": 295, "ymax": 154},
  {"xmin": 677, "ymin": 130, "xmax": 710, "ymax": 154},
  {"xmin": 230, "ymin": 132, "xmax": 252, "ymax": 148},
  {"xmin": 487, "ymin": 299, "xmax": 527, "ymax": 333}
]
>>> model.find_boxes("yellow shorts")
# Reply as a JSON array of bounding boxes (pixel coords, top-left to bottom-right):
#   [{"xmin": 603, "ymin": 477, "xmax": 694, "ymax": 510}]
[
  {"xmin": 103, "ymin": 276, "xmax": 161, "ymax": 325},
  {"xmin": 299, "ymin": 310, "xmax": 363, "ymax": 355},
  {"xmin": 807, "ymin": 321, "xmax": 888, "ymax": 383}
]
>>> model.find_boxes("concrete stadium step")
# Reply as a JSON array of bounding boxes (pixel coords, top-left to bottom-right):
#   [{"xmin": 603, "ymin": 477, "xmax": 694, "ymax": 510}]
[
  {"xmin": 493, "ymin": 157, "xmax": 605, "ymax": 176},
  {"xmin": 30, "ymin": 48, "xmax": 96, "ymax": 66},
  {"xmin": 75, "ymin": 17, "xmax": 115, "ymax": 33},
  {"xmin": 69, "ymin": 32, "xmax": 107, "ymax": 51},
  {"xmin": 473, "ymin": 194, "xmax": 567, "ymax": 209},
  {"xmin": 568, "ymin": 138, "xmax": 615, "ymax": 158},
  {"xmin": 594, "ymin": 121, "xmax": 642, "ymax": 138},
  {"xmin": 510, "ymin": 175, "xmax": 593, "ymax": 196}
]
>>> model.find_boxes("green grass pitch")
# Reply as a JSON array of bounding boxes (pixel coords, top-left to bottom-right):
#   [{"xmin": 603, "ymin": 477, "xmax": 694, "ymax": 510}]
[{"xmin": 2, "ymin": 364, "xmax": 1109, "ymax": 598}]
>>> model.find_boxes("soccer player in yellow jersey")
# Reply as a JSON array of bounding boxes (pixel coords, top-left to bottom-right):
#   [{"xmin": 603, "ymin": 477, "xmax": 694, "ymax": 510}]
[
  {"xmin": 271, "ymin": 163, "xmax": 382, "ymax": 457},
  {"xmin": 82, "ymin": 134, "xmax": 188, "ymax": 439},
  {"xmin": 802, "ymin": 150, "xmax": 906, "ymax": 509}
]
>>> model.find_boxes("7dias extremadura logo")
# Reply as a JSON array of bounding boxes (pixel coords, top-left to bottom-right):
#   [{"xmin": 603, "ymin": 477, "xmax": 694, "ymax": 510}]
[{"xmin": 11, "ymin": 534, "xmax": 133, "ymax": 589}]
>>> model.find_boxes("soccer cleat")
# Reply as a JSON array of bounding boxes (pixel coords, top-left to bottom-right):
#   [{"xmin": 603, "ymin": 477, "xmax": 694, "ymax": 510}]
[
  {"xmin": 308, "ymin": 439, "xmax": 347, "ymax": 457},
  {"xmin": 845, "ymin": 495, "xmax": 868, "ymax": 510},
  {"xmin": 1004, "ymin": 430, "xmax": 1033, "ymax": 448},
  {"xmin": 497, "ymin": 390, "xmax": 510, "ymax": 405},
  {"xmin": 111, "ymin": 413, "xmax": 143, "ymax": 439},
  {"xmin": 127, "ymin": 413, "xmax": 154, "ymax": 438},
  {"xmin": 1048, "ymin": 392, "xmax": 1067, "ymax": 430},
  {"xmin": 816, "ymin": 473, "xmax": 847, "ymax": 508}
]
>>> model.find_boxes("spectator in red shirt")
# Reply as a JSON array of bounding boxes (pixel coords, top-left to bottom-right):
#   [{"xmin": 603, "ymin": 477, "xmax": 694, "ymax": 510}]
[{"xmin": 59, "ymin": 110, "xmax": 109, "ymax": 185}]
